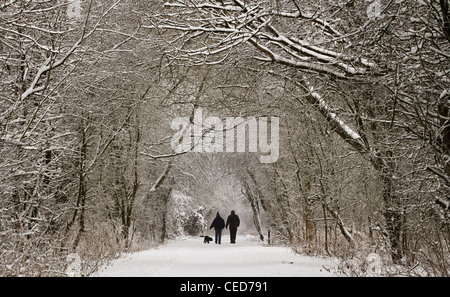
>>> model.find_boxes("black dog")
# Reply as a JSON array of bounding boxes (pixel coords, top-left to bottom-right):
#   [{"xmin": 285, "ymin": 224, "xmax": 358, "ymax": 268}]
[{"xmin": 201, "ymin": 235, "xmax": 213, "ymax": 244}]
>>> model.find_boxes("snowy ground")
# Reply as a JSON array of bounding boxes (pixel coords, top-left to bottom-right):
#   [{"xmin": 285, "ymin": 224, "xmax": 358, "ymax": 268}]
[{"xmin": 94, "ymin": 235, "xmax": 337, "ymax": 277}]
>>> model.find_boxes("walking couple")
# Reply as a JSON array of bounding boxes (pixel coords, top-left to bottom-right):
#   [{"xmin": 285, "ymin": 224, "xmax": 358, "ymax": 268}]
[{"xmin": 209, "ymin": 210, "xmax": 240, "ymax": 244}]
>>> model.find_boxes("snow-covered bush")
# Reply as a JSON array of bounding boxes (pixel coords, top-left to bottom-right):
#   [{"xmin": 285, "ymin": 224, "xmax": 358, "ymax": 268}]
[
  {"xmin": 166, "ymin": 190, "xmax": 207, "ymax": 238},
  {"xmin": 182, "ymin": 206, "xmax": 207, "ymax": 236}
]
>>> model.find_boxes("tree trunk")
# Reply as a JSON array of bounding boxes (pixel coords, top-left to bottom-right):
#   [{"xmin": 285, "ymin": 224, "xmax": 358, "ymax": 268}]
[
  {"xmin": 440, "ymin": 0, "xmax": 450, "ymax": 43},
  {"xmin": 241, "ymin": 177, "xmax": 265, "ymax": 241},
  {"xmin": 323, "ymin": 201, "xmax": 355, "ymax": 248},
  {"xmin": 303, "ymin": 180, "xmax": 316, "ymax": 251},
  {"xmin": 380, "ymin": 167, "xmax": 404, "ymax": 263},
  {"xmin": 159, "ymin": 188, "xmax": 172, "ymax": 243},
  {"xmin": 71, "ymin": 117, "xmax": 88, "ymax": 252},
  {"xmin": 322, "ymin": 203, "xmax": 330, "ymax": 256},
  {"xmin": 122, "ymin": 107, "xmax": 141, "ymax": 248}
]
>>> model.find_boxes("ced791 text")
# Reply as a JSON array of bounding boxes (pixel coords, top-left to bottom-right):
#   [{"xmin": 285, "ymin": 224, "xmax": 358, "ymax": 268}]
[{"xmin": 224, "ymin": 282, "xmax": 267, "ymax": 292}]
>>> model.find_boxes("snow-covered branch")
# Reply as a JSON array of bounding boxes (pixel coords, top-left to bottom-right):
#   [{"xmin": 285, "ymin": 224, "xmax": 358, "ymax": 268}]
[
  {"xmin": 300, "ymin": 78, "xmax": 366, "ymax": 152},
  {"xmin": 155, "ymin": 0, "xmax": 375, "ymax": 78}
]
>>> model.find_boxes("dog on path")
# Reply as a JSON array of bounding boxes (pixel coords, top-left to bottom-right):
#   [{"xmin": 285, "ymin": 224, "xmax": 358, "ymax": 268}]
[{"xmin": 201, "ymin": 235, "xmax": 213, "ymax": 244}]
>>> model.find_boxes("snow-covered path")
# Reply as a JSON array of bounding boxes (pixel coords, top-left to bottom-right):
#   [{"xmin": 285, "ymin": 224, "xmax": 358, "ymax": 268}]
[{"xmin": 94, "ymin": 235, "xmax": 337, "ymax": 277}]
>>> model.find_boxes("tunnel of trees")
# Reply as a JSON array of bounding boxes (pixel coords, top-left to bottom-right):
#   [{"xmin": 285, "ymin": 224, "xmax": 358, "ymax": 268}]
[{"xmin": 0, "ymin": 0, "xmax": 448, "ymax": 276}]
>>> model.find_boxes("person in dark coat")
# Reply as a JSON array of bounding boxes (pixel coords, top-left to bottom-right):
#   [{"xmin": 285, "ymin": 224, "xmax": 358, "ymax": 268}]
[
  {"xmin": 226, "ymin": 210, "xmax": 240, "ymax": 244},
  {"xmin": 209, "ymin": 212, "xmax": 225, "ymax": 244}
]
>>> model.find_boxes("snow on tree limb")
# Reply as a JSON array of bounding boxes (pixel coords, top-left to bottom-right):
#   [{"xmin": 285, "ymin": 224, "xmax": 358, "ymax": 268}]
[
  {"xmin": 149, "ymin": 162, "xmax": 172, "ymax": 193},
  {"xmin": 300, "ymin": 78, "xmax": 367, "ymax": 153},
  {"xmin": 266, "ymin": 69, "xmax": 367, "ymax": 153},
  {"xmin": 250, "ymin": 39, "xmax": 353, "ymax": 79}
]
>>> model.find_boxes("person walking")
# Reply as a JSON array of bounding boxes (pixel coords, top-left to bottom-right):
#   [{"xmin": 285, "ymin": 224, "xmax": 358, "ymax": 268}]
[
  {"xmin": 209, "ymin": 212, "xmax": 225, "ymax": 244},
  {"xmin": 226, "ymin": 210, "xmax": 240, "ymax": 244}
]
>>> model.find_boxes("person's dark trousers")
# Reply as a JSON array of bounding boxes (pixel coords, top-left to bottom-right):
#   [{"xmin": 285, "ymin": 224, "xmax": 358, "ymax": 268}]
[
  {"xmin": 215, "ymin": 229, "xmax": 222, "ymax": 244},
  {"xmin": 230, "ymin": 228, "xmax": 237, "ymax": 243}
]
